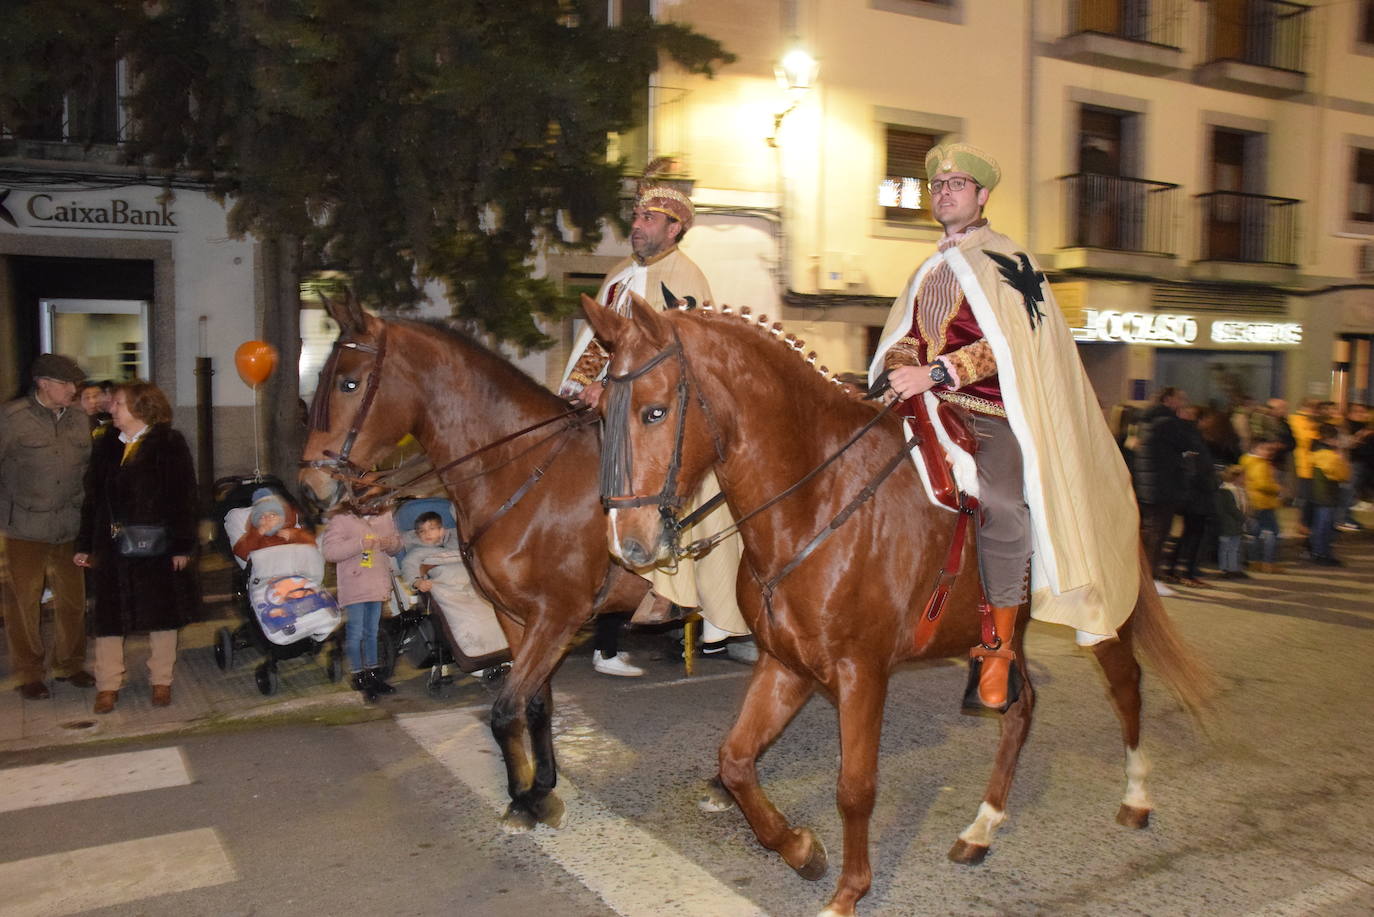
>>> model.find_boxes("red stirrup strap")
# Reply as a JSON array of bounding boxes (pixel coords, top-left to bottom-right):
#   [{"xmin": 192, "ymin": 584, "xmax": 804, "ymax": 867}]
[{"xmin": 912, "ymin": 493, "xmax": 986, "ymax": 654}]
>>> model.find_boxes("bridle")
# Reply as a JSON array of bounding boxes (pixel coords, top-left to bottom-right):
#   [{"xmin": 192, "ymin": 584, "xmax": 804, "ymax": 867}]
[
  {"xmin": 599, "ymin": 326, "xmax": 917, "ymax": 604},
  {"xmin": 303, "ymin": 325, "xmax": 390, "ymax": 484}
]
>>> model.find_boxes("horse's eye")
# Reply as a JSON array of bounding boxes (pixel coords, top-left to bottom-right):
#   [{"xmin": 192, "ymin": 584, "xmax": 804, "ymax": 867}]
[
  {"xmin": 339, "ymin": 378, "xmax": 360, "ymax": 394},
  {"xmin": 641, "ymin": 404, "xmax": 668, "ymax": 425}
]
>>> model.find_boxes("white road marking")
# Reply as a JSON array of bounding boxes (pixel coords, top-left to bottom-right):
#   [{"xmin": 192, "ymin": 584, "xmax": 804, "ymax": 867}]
[
  {"xmin": 0, "ymin": 747, "xmax": 192, "ymax": 814},
  {"xmin": 0, "ymin": 828, "xmax": 235, "ymax": 917},
  {"xmin": 629, "ymin": 670, "xmax": 751, "ymax": 691},
  {"xmin": 399, "ymin": 709, "xmax": 765, "ymax": 917},
  {"xmin": 1242, "ymin": 863, "xmax": 1374, "ymax": 917}
]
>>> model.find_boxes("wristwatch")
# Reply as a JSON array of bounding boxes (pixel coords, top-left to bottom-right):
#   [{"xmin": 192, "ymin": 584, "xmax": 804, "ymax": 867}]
[{"xmin": 927, "ymin": 361, "xmax": 950, "ymax": 386}]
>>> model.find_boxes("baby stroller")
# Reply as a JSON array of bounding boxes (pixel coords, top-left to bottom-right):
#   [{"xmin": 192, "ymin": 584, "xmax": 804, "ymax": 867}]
[
  {"xmin": 211, "ymin": 474, "xmax": 344, "ymax": 695},
  {"xmin": 388, "ymin": 497, "xmax": 511, "ymax": 695}
]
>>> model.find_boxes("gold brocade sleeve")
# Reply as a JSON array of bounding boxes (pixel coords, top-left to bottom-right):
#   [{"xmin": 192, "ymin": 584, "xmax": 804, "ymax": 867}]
[
  {"xmin": 946, "ymin": 339, "xmax": 997, "ymax": 387},
  {"xmin": 882, "ymin": 336, "xmax": 922, "ymax": 370}
]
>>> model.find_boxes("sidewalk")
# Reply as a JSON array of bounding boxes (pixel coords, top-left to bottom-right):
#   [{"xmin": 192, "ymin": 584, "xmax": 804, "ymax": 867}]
[{"xmin": 2, "ymin": 507, "xmax": 1368, "ymax": 753}]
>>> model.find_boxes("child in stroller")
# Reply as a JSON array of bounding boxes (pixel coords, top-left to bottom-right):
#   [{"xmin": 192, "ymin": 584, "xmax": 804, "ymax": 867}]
[
  {"xmin": 211, "ymin": 475, "xmax": 343, "ymax": 695},
  {"xmin": 389, "ymin": 498, "xmax": 510, "ymax": 693}
]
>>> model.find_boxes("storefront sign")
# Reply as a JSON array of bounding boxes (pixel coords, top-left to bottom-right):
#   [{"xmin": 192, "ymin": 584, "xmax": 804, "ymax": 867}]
[
  {"xmin": 1074, "ymin": 309, "xmax": 1199, "ymax": 346},
  {"xmin": 1072, "ymin": 309, "xmax": 1304, "ymax": 349},
  {"xmin": 1210, "ymin": 320, "xmax": 1303, "ymax": 345},
  {"xmin": 0, "ymin": 188, "xmax": 178, "ymax": 233}
]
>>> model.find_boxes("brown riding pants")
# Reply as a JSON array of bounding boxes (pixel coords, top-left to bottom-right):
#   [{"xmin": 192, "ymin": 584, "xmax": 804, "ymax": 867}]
[{"xmin": 970, "ymin": 414, "xmax": 1032, "ymax": 606}]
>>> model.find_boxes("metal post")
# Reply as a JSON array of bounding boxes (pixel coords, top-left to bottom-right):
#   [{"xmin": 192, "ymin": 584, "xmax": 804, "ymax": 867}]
[{"xmin": 195, "ymin": 356, "xmax": 215, "ymax": 507}]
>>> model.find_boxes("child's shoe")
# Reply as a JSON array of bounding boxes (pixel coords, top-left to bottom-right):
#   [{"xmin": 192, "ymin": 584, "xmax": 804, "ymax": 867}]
[{"xmin": 365, "ymin": 669, "xmax": 397, "ymax": 694}]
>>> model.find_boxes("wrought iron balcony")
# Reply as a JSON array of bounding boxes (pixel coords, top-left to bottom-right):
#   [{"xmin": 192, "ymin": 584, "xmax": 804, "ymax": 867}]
[
  {"xmin": 1059, "ymin": 173, "xmax": 1180, "ymax": 256},
  {"xmin": 1056, "ymin": 0, "xmax": 1186, "ymax": 73},
  {"xmin": 1197, "ymin": 0, "xmax": 1309, "ymax": 96},
  {"xmin": 1196, "ymin": 191, "xmax": 1300, "ymax": 267}
]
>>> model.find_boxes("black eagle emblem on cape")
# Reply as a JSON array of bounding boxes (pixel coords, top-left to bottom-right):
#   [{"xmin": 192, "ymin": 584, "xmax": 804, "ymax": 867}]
[
  {"xmin": 661, "ymin": 282, "xmax": 697, "ymax": 311},
  {"xmin": 984, "ymin": 250, "xmax": 1046, "ymax": 331}
]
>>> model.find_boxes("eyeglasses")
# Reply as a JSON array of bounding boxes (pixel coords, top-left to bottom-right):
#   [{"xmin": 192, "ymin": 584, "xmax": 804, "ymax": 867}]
[{"xmin": 928, "ymin": 177, "xmax": 978, "ymax": 194}]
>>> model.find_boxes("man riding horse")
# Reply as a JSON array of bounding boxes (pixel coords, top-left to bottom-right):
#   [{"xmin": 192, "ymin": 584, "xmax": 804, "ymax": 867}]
[
  {"xmin": 871, "ymin": 143, "xmax": 1140, "ymax": 711},
  {"xmin": 560, "ymin": 159, "xmax": 748, "ymax": 645}
]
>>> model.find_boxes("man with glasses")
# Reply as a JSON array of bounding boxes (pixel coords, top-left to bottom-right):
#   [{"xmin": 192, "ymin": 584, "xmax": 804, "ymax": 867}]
[
  {"xmin": 1, "ymin": 354, "xmax": 95, "ymax": 698},
  {"xmin": 870, "ymin": 143, "xmax": 1140, "ymax": 713}
]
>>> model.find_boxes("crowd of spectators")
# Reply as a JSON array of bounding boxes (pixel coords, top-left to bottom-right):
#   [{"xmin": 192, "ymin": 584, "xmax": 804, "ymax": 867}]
[{"xmin": 1120, "ymin": 389, "xmax": 1372, "ymax": 585}]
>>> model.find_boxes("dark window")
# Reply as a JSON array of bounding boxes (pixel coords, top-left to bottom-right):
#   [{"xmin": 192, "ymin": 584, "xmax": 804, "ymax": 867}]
[
  {"xmin": 880, "ymin": 126, "xmax": 941, "ymax": 223},
  {"xmin": 1352, "ymin": 148, "xmax": 1374, "ymax": 223},
  {"xmin": 1362, "ymin": 0, "xmax": 1374, "ymax": 44}
]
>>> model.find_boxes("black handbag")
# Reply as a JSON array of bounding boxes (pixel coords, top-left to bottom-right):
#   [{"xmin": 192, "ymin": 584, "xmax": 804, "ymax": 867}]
[{"xmin": 113, "ymin": 523, "xmax": 169, "ymax": 557}]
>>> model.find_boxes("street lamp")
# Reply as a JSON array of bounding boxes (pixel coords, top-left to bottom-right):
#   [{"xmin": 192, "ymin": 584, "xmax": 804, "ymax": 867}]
[{"xmin": 768, "ymin": 44, "xmax": 817, "ymax": 148}]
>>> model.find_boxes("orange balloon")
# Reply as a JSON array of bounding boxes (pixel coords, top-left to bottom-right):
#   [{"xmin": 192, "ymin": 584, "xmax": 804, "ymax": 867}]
[{"xmin": 235, "ymin": 341, "xmax": 278, "ymax": 387}]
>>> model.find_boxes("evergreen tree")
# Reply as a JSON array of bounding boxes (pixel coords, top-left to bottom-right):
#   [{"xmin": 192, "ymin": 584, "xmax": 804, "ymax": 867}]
[{"xmin": 2, "ymin": 0, "xmax": 732, "ymax": 348}]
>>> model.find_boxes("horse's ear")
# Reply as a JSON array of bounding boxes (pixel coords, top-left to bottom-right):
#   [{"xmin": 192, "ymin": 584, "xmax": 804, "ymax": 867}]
[
  {"xmin": 626, "ymin": 292, "xmax": 671, "ymax": 349},
  {"xmin": 322, "ymin": 286, "xmax": 369, "ymax": 337},
  {"xmin": 581, "ymin": 293, "xmax": 629, "ymax": 345}
]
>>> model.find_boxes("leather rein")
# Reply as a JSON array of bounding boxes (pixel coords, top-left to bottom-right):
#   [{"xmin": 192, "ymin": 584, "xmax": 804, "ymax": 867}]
[{"xmin": 599, "ymin": 330, "xmax": 920, "ymax": 608}]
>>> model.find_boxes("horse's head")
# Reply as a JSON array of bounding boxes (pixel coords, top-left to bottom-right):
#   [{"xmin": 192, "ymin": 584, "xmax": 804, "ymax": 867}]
[
  {"xmin": 583, "ymin": 292, "xmax": 723, "ymax": 569},
  {"xmin": 299, "ymin": 288, "xmax": 410, "ymax": 509}
]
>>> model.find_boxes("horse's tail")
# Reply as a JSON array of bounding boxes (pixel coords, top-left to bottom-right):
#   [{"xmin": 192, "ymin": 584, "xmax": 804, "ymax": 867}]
[{"xmin": 1131, "ymin": 545, "xmax": 1218, "ymax": 724}]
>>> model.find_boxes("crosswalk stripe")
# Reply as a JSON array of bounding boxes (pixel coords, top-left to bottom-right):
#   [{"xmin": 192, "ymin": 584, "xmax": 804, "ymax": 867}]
[
  {"xmin": 0, "ymin": 747, "xmax": 192, "ymax": 814},
  {"xmin": 399, "ymin": 709, "xmax": 766, "ymax": 917},
  {"xmin": 0, "ymin": 827, "xmax": 236, "ymax": 917}
]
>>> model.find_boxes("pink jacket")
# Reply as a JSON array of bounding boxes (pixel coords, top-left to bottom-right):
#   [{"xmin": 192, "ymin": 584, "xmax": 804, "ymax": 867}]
[{"xmin": 320, "ymin": 511, "xmax": 402, "ymax": 606}]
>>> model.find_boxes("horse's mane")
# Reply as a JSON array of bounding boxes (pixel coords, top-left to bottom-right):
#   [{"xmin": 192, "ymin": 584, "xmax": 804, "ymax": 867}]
[
  {"xmin": 390, "ymin": 316, "xmax": 564, "ymax": 406},
  {"xmin": 674, "ymin": 304, "xmax": 873, "ymax": 412}
]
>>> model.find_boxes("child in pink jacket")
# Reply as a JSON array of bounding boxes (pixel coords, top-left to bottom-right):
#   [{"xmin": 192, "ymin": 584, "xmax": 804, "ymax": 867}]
[{"xmin": 320, "ymin": 504, "xmax": 402, "ymax": 701}]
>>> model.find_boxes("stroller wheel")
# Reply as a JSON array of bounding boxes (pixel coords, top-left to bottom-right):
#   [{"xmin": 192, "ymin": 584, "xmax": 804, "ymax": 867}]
[
  {"xmin": 376, "ymin": 625, "xmax": 397, "ymax": 680},
  {"xmin": 254, "ymin": 663, "xmax": 279, "ymax": 696},
  {"xmin": 326, "ymin": 650, "xmax": 344, "ymax": 684},
  {"xmin": 214, "ymin": 627, "xmax": 234, "ymax": 671}
]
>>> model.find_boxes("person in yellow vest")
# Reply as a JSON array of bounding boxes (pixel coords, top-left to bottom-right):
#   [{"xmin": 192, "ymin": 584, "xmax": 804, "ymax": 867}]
[
  {"xmin": 1288, "ymin": 398, "xmax": 1322, "ymax": 536},
  {"xmin": 559, "ymin": 160, "xmax": 749, "ymax": 673},
  {"xmin": 871, "ymin": 143, "xmax": 1139, "ymax": 712},
  {"xmin": 1240, "ymin": 438, "xmax": 1284, "ymax": 572},
  {"xmin": 1306, "ymin": 423, "xmax": 1351, "ymax": 566}
]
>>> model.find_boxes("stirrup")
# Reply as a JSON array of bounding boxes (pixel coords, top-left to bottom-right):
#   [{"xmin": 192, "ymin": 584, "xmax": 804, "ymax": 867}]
[{"xmin": 961, "ymin": 649, "xmax": 1022, "ymax": 716}]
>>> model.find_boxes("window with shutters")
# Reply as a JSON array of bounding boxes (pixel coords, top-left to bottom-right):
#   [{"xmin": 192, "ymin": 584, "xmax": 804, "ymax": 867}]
[
  {"xmin": 1351, "ymin": 146, "xmax": 1374, "ymax": 228},
  {"xmin": 879, "ymin": 126, "xmax": 942, "ymax": 224}
]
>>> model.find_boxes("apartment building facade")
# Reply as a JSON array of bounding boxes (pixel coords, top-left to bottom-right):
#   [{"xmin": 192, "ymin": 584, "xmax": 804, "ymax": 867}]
[{"xmin": 589, "ymin": 0, "xmax": 1374, "ymax": 410}]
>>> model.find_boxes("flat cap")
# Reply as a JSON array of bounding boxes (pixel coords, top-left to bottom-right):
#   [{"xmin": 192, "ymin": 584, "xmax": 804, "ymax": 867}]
[{"xmin": 31, "ymin": 353, "xmax": 86, "ymax": 384}]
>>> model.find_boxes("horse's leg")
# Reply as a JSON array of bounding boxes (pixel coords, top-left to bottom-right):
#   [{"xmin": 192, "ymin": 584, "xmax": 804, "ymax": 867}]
[
  {"xmin": 1088, "ymin": 620, "xmax": 1151, "ymax": 828},
  {"xmin": 949, "ymin": 653, "xmax": 1036, "ymax": 865},
  {"xmin": 716, "ymin": 654, "xmax": 825, "ymax": 882},
  {"xmin": 489, "ymin": 607, "xmax": 583, "ymax": 833},
  {"xmin": 818, "ymin": 668, "xmax": 889, "ymax": 917}
]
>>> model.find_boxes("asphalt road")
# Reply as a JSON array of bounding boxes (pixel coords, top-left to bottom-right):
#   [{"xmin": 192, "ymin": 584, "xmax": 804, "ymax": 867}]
[{"xmin": 2, "ymin": 539, "xmax": 1372, "ymax": 917}]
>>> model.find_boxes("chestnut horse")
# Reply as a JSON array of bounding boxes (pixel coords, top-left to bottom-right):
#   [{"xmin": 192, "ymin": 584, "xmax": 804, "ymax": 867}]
[
  {"xmin": 299, "ymin": 293, "xmax": 652, "ymax": 832},
  {"xmin": 583, "ymin": 294, "xmax": 1211, "ymax": 917}
]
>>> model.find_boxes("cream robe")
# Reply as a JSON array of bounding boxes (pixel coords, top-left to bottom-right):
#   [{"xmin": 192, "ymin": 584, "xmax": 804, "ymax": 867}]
[
  {"xmin": 870, "ymin": 225, "xmax": 1138, "ymax": 637},
  {"xmin": 561, "ymin": 246, "xmax": 748, "ymax": 636}
]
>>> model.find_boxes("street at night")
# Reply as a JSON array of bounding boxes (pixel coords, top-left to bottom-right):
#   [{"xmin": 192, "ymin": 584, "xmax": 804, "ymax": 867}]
[{"xmin": 3, "ymin": 534, "xmax": 1371, "ymax": 916}]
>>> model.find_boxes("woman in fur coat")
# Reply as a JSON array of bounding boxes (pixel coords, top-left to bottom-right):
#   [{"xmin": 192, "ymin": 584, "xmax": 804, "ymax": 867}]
[{"xmin": 75, "ymin": 381, "xmax": 199, "ymax": 715}]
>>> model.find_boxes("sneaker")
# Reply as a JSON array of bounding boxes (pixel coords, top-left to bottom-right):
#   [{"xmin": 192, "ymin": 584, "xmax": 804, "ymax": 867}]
[
  {"xmin": 592, "ymin": 650, "xmax": 644, "ymax": 677},
  {"xmin": 701, "ymin": 641, "xmax": 728, "ymax": 655},
  {"xmin": 1351, "ymin": 501, "xmax": 1373, "ymax": 513},
  {"xmin": 1334, "ymin": 522, "xmax": 1360, "ymax": 533},
  {"xmin": 1311, "ymin": 555, "xmax": 1344, "ymax": 567}
]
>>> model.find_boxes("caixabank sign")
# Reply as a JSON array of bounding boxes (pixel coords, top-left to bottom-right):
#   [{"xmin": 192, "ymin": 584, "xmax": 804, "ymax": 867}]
[{"xmin": 0, "ymin": 187, "xmax": 179, "ymax": 233}]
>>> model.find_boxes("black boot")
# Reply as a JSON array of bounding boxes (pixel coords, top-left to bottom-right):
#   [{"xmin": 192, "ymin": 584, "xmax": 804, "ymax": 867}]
[
  {"xmin": 351, "ymin": 672, "xmax": 379, "ymax": 702},
  {"xmin": 365, "ymin": 668, "xmax": 396, "ymax": 695}
]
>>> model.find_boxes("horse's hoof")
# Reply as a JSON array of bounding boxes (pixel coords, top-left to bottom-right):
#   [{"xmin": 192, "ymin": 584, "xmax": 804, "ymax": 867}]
[
  {"xmin": 817, "ymin": 908, "xmax": 853, "ymax": 917},
  {"xmin": 948, "ymin": 838, "xmax": 989, "ymax": 865},
  {"xmin": 535, "ymin": 792, "xmax": 566, "ymax": 829},
  {"xmin": 501, "ymin": 802, "xmax": 537, "ymax": 834},
  {"xmin": 1116, "ymin": 804, "xmax": 1151, "ymax": 829},
  {"xmin": 790, "ymin": 828, "xmax": 828, "ymax": 881},
  {"xmin": 697, "ymin": 777, "xmax": 736, "ymax": 813}
]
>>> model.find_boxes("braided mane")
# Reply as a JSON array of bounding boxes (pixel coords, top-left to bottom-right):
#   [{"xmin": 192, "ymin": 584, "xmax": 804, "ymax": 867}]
[{"xmin": 677, "ymin": 303, "xmax": 868, "ymax": 401}]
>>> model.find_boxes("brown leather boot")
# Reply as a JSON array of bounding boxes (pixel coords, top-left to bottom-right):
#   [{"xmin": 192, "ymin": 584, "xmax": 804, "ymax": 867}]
[{"xmin": 964, "ymin": 605, "xmax": 1021, "ymax": 713}]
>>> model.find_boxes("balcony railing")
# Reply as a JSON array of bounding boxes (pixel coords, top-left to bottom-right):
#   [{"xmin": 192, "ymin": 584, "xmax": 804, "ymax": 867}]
[
  {"xmin": 1207, "ymin": 0, "xmax": 1309, "ymax": 73},
  {"xmin": 1060, "ymin": 173, "xmax": 1180, "ymax": 256},
  {"xmin": 1196, "ymin": 191, "xmax": 1300, "ymax": 266},
  {"xmin": 1067, "ymin": 0, "xmax": 1186, "ymax": 49}
]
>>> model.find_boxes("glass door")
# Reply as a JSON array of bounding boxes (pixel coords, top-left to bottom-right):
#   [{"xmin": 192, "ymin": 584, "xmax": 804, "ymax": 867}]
[{"xmin": 39, "ymin": 298, "xmax": 150, "ymax": 382}]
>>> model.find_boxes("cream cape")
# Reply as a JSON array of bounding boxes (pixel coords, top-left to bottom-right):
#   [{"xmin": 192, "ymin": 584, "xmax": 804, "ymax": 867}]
[
  {"xmin": 869, "ymin": 225, "xmax": 1138, "ymax": 637},
  {"xmin": 560, "ymin": 247, "xmax": 748, "ymax": 636}
]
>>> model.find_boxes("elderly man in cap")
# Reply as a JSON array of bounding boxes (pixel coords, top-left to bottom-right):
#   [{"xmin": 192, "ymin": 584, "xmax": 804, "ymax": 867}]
[
  {"xmin": 560, "ymin": 158, "xmax": 748, "ymax": 674},
  {"xmin": 1, "ymin": 354, "xmax": 95, "ymax": 698},
  {"xmin": 871, "ymin": 143, "xmax": 1139, "ymax": 713}
]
